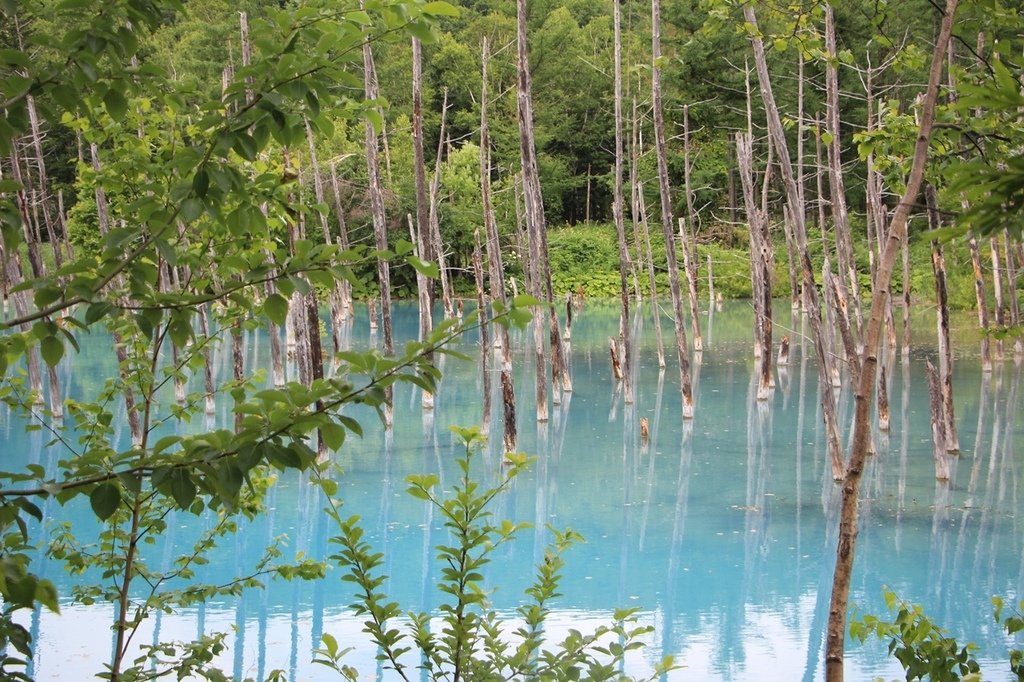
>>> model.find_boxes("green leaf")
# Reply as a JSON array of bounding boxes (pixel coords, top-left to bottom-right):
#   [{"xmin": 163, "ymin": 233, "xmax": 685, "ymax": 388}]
[
  {"xmin": 90, "ymin": 482, "xmax": 121, "ymax": 520},
  {"xmin": 320, "ymin": 422, "xmax": 346, "ymax": 451},
  {"xmin": 39, "ymin": 335, "xmax": 64, "ymax": 367},
  {"xmin": 264, "ymin": 293, "xmax": 289, "ymax": 326},
  {"xmin": 103, "ymin": 87, "xmax": 128, "ymax": 120},
  {"xmin": 423, "ymin": 1, "xmax": 460, "ymax": 17},
  {"xmin": 170, "ymin": 468, "xmax": 196, "ymax": 509}
]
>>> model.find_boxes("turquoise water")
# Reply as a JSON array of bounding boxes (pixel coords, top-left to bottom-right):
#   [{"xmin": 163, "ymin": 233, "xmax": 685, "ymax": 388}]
[{"xmin": 5, "ymin": 300, "xmax": 1022, "ymax": 681}]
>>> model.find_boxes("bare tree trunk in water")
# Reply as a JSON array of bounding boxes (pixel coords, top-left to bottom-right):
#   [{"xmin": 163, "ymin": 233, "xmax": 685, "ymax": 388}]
[
  {"xmin": 328, "ymin": 161, "xmax": 353, "ymax": 316},
  {"xmin": 412, "ymin": 36, "xmax": 434, "ymax": 410},
  {"xmin": 825, "ymin": 3, "xmax": 958, "ymax": 678},
  {"xmin": 682, "ymin": 105, "xmax": 702, "ymax": 352},
  {"xmin": 824, "ymin": 4, "xmax": 863, "ymax": 340},
  {"xmin": 743, "ymin": 5, "xmax": 843, "ymax": 479},
  {"xmin": 925, "ymin": 184, "xmax": 959, "ymax": 452},
  {"xmin": 472, "ymin": 230, "xmax": 492, "ymax": 437},
  {"xmin": 429, "ymin": 91, "xmax": 454, "ymax": 320},
  {"xmin": 652, "ymin": 0, "xmax": 694, "ymax": 419},
  {"xmin": 480, "ymin": 37, "xmax": 517, "ymax": 453},
  {"xmin": 517, "ymin": 0, "xmax": 570, "ymax": 421},
  {"xmin": 736, "ymin": 133, "xmax": 771, "ymax": 401},
  {"xmin": 612, "ymin": 0, "xmax": 634, "ymax": 404},
  {"xmin": 362, "ymin": 21, "xmax": 394, "ymax": 428}
]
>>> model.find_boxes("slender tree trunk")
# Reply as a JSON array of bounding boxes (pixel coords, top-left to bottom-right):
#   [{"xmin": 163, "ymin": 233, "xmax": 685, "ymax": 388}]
[
  {"xmin": 926, "ymin": 359, "xmax": 950, "ymax": 481},
  {"xmin": 824, "ymin": 4, "xmax": 862, "ymax": 341},
  {"xmin": 429, "ymin": 91, "xmax": 454, "ymax": 320},
  {"xmin": 968, "ymin": 236, "xmax": 991, "ymax": 371},
  {"xmin": 480, "ymin": 37, "xmax": 516, "ymax": 453},
  {"xmin": 411, "ymin": 36, "xmax": 434, "ymax": 410},
  {"xmin": 744, "ymin": 5, "xmax": 843, "ymax": 478},
  {"xmin": 612, "ymin": 0, "xmax": 634, "ymax": 405},
  {"xmin": 653, "ymin": 0, "xmax": 694, "ymax": 419},
  {"xmin": 737, "ymin": 133, "xmax": 771, "ymax": 400},
  {"xmin": 362, "ymin": 22, "xmax": 394, "ymax": 428},
  {"xmin": 639, "ymin": 184, "xmax": 665, "ymax": 369},
  {"xmin": 469, "ymin": 228, "xmax": 493, "ymax": 438},
  {"xmin": 517, "ymin": 0, "xmax": 570, "ymax": 422},
  {"xmin": 925, "ymin": 184, "xmax": 959, "ymax": 452},
  {"xmin": 991, "ymin": 236, "xmax": 1005, "ymax": 360},
  {"xmin": 825, "ymin": 4, "xmax": 958, "ymax": 678},
  {"xmin": 682, "ymin": 105, "xmax": 703, "ymax": 352},
  {"xmin": 328, "ymin": 161, "xmax": 354, "ymax": 317},
  {"xmin": 1005, "ymin": 231, "xmax": 1023, "ymax": 358},
  {"xmin": 814, "ymin": 115, "xmax": 827, "ymax": 233}
]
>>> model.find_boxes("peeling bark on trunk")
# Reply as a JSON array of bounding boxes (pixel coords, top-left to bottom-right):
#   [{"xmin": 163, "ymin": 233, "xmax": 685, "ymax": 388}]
[
  {"xmin": 824, "ymin": 3, "xmax": 958, "ymax": 678},
  {"xmin": 968, "ymin": 236, "xmax": 992, "ymax": 372},
  {"xmin": 877, "ymin": 363, "xmax": 890, "ymax": 432},
  {"xmin": 736, "ymin": 133, "xmax": 771, "ymax": 400},
  {"xmin": 824, "ymin": 4, "xmax": 863, "ymax": 341},
  {"xmin": 612, "ymin": 0, "xmax": 634, "ymax": 404},
  {"xmin": 925, "ymin": 185, "xmax": 959, "ymax": 452},
  {"xmin": 743, "ymin": 6, "xmax": 842, "ymax": 477},
  {"xmin": 480, "ymin": 37, "xmax": 516, "ymax": 453},
  {"xmin": 653, "ymin": 0, "xmax": 694, "ymax": 419},
  {"xmin": 412, "ymin": 36, "xmax": 435, "ymax": 411},
  {"xmin": 682, "ymin": 105, "xmax": 702, "ymax": 352},
  {"xmin": 362, "ymin": 26, "xmax": 394, "ymax": 428},
  {"xmin": 926, "ymin": 359, "xmax": 950, "ymax": 481},
  {"xmin": 517, "ymin": 0, "xmax": 570, "ymax": 421}
]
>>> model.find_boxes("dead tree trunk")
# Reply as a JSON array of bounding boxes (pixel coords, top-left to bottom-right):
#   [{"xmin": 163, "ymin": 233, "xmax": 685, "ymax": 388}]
[
  {"xmin": 328, "ymin": 161, "xmax": 354, "ymax": 317},
  {"xmin": 517, "ymin": 0, "xmax": 570, "ymax": 421},
  {"xmin": 968, "ymin": 235, "xmax": 992, "ymax": 372},
  {"xmin": 736, "ymin": 133, "xmax": 772, "ymax": 400},
  {"xmin": 638, "ymin": 184, "xmax": 666, "ymax": 369},
  {"xmin": 825, "ymin": 3, "xmax": 958, "ymax": 678},
  {"xmin": 362, "ymin": 24, "xmax": 394, "ymax": 428},
  {"xmin": 612, "ymin": 0, "xmax": 634, "ymax": 404},
  {"xmin": 653, "ymin": 0, "xmax": 694, "ymax": 419},
  {"xmin": 480, "ymin": 37, "xmax": 517, "ymax": 454},
  {"xmin": 472, "ymin": 229, "xmax": 491, "ymax": 437},
  {"xmin": 412, "ymin": 36, "xmax": 435, "ymax": 410},
  {"xmin": 743, "ymin": 6, "xmax": 843, "ymax": 478},
  {"xmin": 925, "ymin": 184, "xmax": 959, "ymax": 452},
  {"xmin": 824, "ymin": 4, "xmax": 863, "ymax": 340},
  {"xmin": 682, "ymin": 105, "xmax": 703, "ymax": 352},
  {"xmin": 1004, "ymin": 232, "xmax": 1023, "ymax": 358},
  {"xmin": 429, "ymin": 90, "xmax": 454, "ymax": 320}
]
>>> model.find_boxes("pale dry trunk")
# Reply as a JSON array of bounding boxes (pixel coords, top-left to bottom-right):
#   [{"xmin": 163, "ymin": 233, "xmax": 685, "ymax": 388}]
[
  {"xmin": 429, "ymin": 90, "xmax": 454, "ymax": 320},
  {"xmin": 612, "ymin": 0, "xmax": 634, "ymax": 404},
  {"xmin": 743, "ymin": 6, "xmax": 843, "ymax": 477},
  {"xmin": 736, "ymin": 133, "xmax": 771, "ymax": 400},
  {"xmin": 362, "ymin": 26, "xmax": 394, "ymax": 428},
  {"xmin": 682, "ymin": 105, "xmax": 702, "ymax": 352},
  {"xmin": 25, "ymin": 95, "xmax": 63, "ymax": 271},
  {"xmin": 412, "ymin": 36, "xmax": 435, "ymax": 410},
  {"xmin": 877, "ymin": 363, "xmax": 890, "ymax": 432},
  {"xmin": 968, "ymin": 236, "xmax": 991, "ymax": 371},
  {"xmin": 328, "ymin": 161, "xmax": 353, "ymax": 317},
  {"xmin": 472, "ymin": 230, "xmax": 492, "ymax": 437},
  {"xmin": 638, "ymin": 184, "xmax": 666, "ymax": 369},
  {"xmin": 480, "ymin": 37, "xmax": 516, "ymax": 453},
  {"xmin": 991, "ymin": 237, "xmax": 1005, "ymax": 360},
  {"xmin": 653, "ymin": 0, "xmax": 694, "ymax": 419},
  {"xmin": 824, "ymin": 5, "xmax": 862, "ymax": 340},
  {"xmin": 518, "ymin": 0, "xmax": 570, "ymax": 419},
  {"xmin": 925, "ymin": 185, "xmax": 959, "ymax": 452},
  {"xmin": 926, "ymin": 359, "xmax": 951, "ymax": 480},
  {"xmin": 902, "ymin": 235, "xmax": 912, "ymax": 356},
  {"xmin": 1004, "ymin": 232, "xmax": 1023, "ymax": 358},
  {"xmin": 824, "ymin": 3, "xmax": 958, "ymax": 678},
  {"xmin": 814, "ymin": 116, "xmax": 827, "ymax": 233}
]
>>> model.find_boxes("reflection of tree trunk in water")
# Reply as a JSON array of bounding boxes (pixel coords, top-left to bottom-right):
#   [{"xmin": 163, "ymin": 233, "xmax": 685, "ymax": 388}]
[
  {"xmin": 950, "ymin": 368, "xmax": 990, "ymax": 591},
  {"xmin": 795, "ymin": 315, "xmax": 809, "ymax": 579},
  {"xmin": 801, "ymin": 487, "xmax": 842, "ymax": 682},
  {"xmin": 662, "ymin": 424, "xmax": 694, "ymax": 664},
  {"xmin": 532, "ymin": 421, "xmax": 550, "ymax": 566},
  {"xmin": 638, "ymin": 369, "xmax": 666, "ymax": 549}
]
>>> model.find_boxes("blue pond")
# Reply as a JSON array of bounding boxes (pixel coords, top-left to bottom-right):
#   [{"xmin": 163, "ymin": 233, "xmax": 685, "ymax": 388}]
[{"xmin": 5, "ymin": 300, "xmax": 1022, "ymax": 681}]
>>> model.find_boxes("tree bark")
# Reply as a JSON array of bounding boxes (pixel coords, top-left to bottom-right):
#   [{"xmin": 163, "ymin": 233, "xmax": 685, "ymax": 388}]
[
  {"xmin": 825, "ymin": 3, "xmax": 958, "ymax": 678},
  {"xmin": 517, "ymin": 0, "xmax": 570, "ymax": 421},
  {"xmin": 743, "ymin": 6, "xmax": 843, "ymax": 478},
  {"xmin": 653, "ymin": 0, "xmax": 694, "ymax": 419},
  {"xmin": 480, "ymin": 37, "xmax": 516, "ymax": 453},
  {"xmin": 682, "ymin": 105, "xmax": 703, "ymax": 352},
  {"xmin": 925, "ymin": 184, "xmax": 959, "ymax": 452},
  {"xmin": 411, "ymin": 36, "xmax": 434, "ymax": 410},
  {"xmin": 362, "ymin": 22, "xmax": 394, "ymax": 428},
  {"xmin": 612, "ymin": 0, "xmax": 634, "ymax": 404}
]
